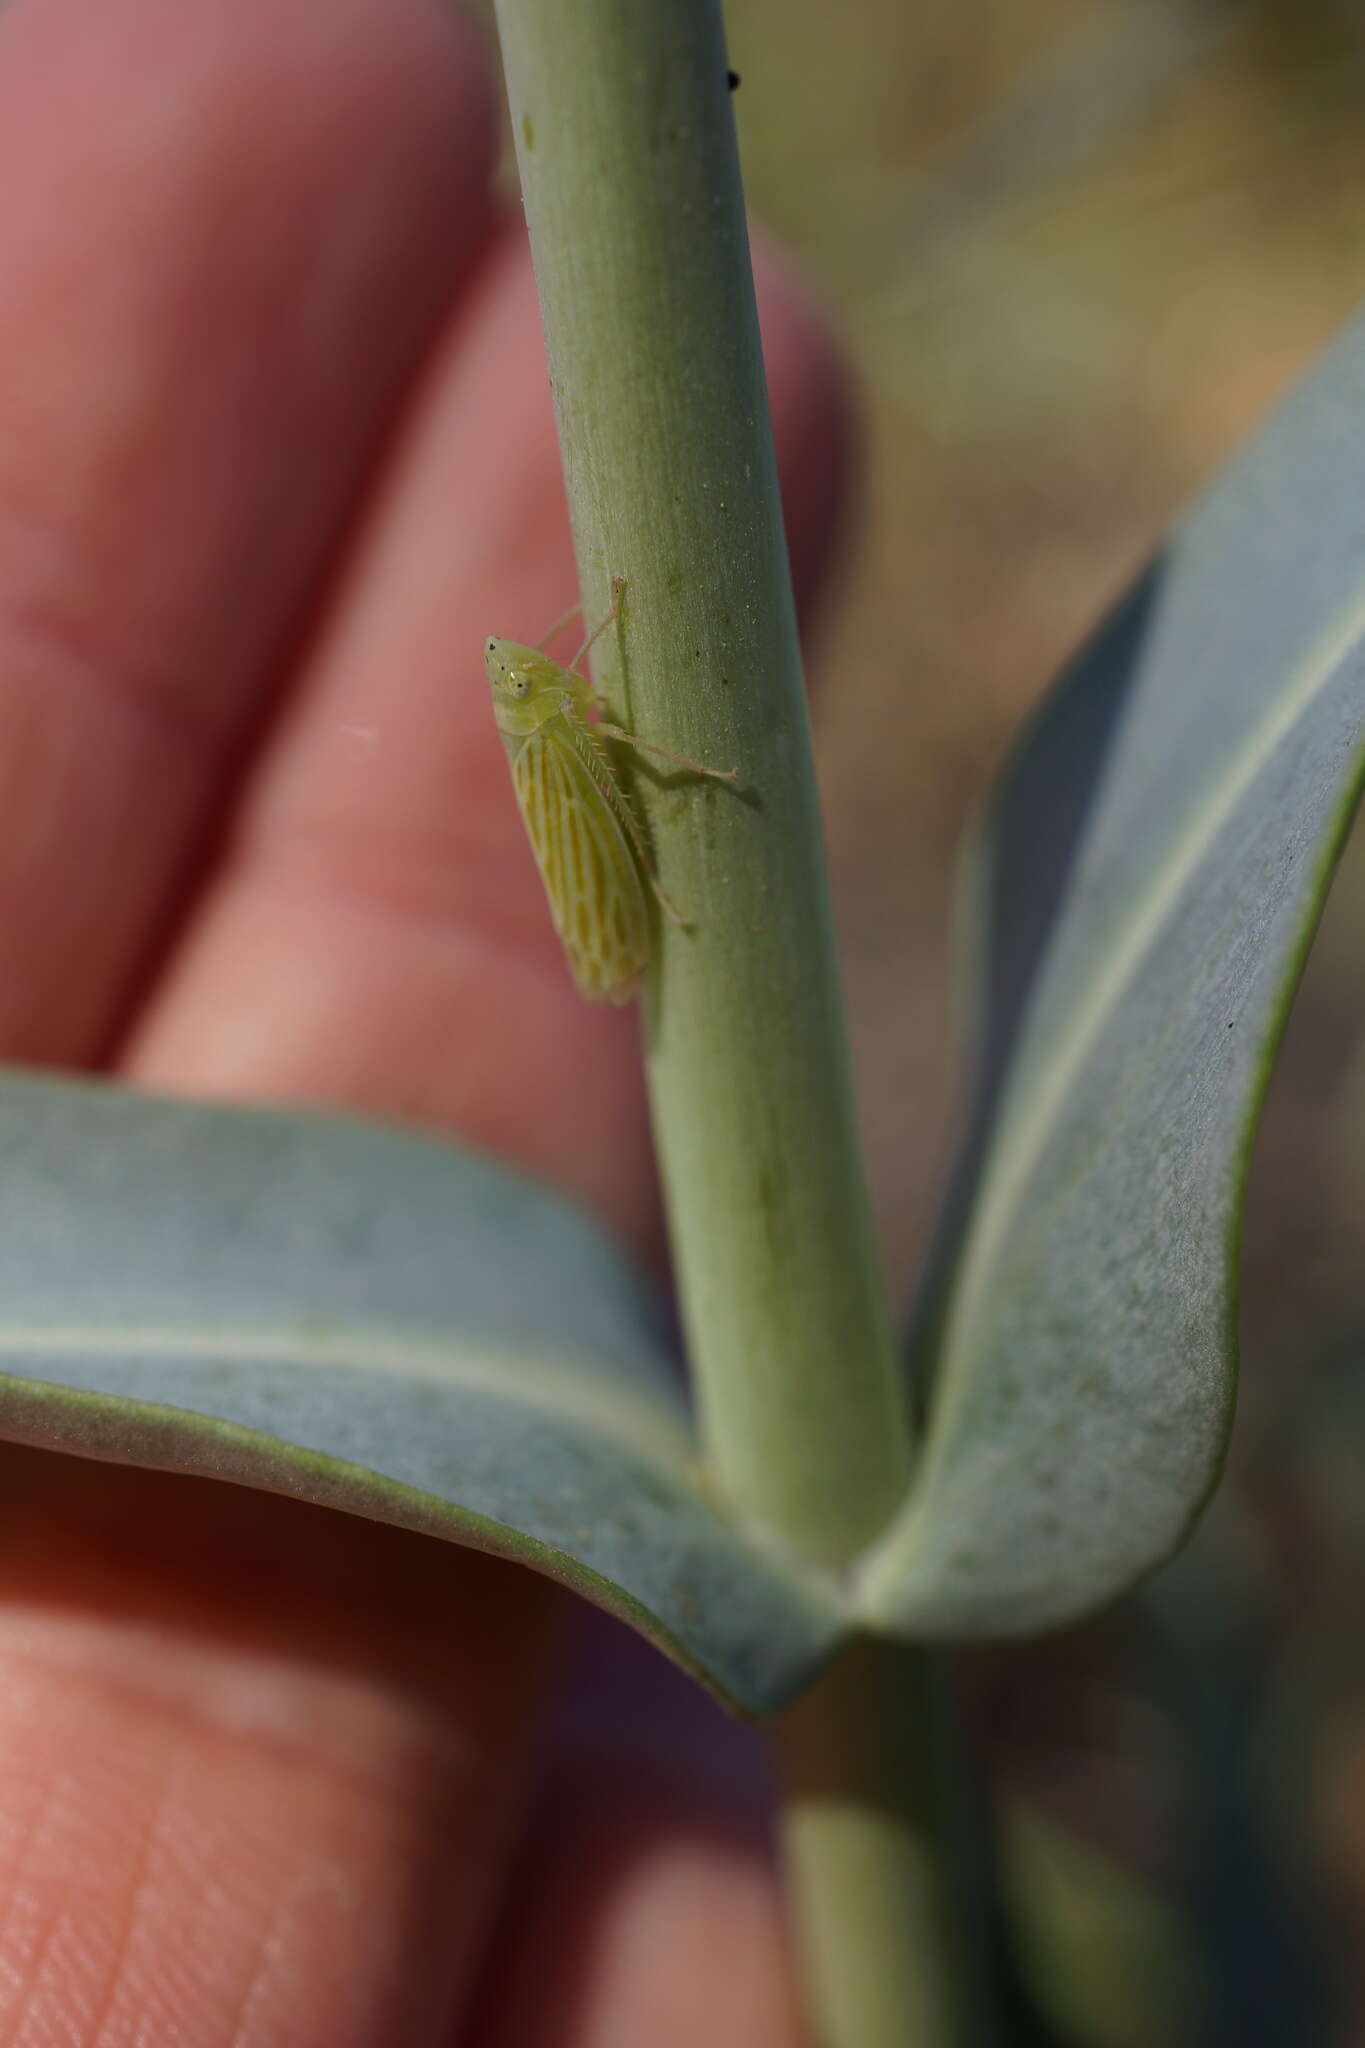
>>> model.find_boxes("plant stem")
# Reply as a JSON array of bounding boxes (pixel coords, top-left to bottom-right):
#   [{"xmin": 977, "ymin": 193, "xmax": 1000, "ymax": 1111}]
[
  {"xmin": 777, "ymin": 1640, "xmax": 968, "ymax": 2047},
  {"xmin": 493, "ymin": 0, "xmax": 904, "ymax": 1568},
  {"xmin": 493, "ymin": 2, "xmax": 957, "ymax": 2038}
]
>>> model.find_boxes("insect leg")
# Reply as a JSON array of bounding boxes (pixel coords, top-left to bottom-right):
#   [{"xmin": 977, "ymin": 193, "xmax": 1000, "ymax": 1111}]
[
  {"xmin": 567, "ymin": 576, "xmax": 626, "ymax": 673},
  {"xmin": 647, "ymin": 871, "xmax": 690, "ymax": 929},
  {"xmin": 594, "ymin": 723, "xmax": 738, "ymax": 784}
]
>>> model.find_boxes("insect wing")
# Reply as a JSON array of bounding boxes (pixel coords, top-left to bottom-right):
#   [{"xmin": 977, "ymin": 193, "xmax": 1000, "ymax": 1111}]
[{"xmin": 512, "ymin": 724, "xmax": 651, "ymax": 1004}]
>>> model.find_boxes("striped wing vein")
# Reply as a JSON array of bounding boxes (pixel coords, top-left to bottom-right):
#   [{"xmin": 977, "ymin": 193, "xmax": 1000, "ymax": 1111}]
[{"xmin": 514, "ymin": 723, "xmax": 651, "ymax": 1003}]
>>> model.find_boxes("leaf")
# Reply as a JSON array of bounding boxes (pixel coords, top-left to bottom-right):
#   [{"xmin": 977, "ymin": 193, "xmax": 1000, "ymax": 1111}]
[
  {"xmin": 858, "ymin": 308, "xmax": 1365, "ymax": 1638},
  {"xmin": 0, "ymin": 1070, "xmax": 841, "ymax": 1714}
]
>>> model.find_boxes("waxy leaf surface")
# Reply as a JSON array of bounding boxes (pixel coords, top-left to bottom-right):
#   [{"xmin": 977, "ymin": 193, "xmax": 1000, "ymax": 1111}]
[
  {"xmin": 860, "ymin": 310, "xmax": 1365, "ymax": 1636},
  {"xmin": 0, "ymin": 1073, "xmax": 840, "ymax": 1714}
]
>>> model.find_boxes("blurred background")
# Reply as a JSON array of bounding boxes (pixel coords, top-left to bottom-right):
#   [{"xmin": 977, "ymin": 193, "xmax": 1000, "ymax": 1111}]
[
  {"xmin": 489, "ymin": 2, "xmax": 1365, "ymax": 2039},
  {"xmin": 729, "ymin": 2, "xmax": 1365, "ymax": 2042}
]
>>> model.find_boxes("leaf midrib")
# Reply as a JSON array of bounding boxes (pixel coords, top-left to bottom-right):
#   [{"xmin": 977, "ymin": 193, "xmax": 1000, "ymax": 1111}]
[{"xmin": 0, "ymin": 1319, "xmax": 696, "ymax": 1477}]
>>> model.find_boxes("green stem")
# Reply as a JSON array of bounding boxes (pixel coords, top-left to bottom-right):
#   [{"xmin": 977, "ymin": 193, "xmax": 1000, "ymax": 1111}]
[
  {"xmin": 777, "ymin": 1641, "xmax": 969, "ymax": 2047},
  {"xmin": 492, "ymin": 2, "xmax": 961, "ymax": 2039},
  {"xmin": 493, "ymin": 0, "xmax": 907, "ymax": 1560}
]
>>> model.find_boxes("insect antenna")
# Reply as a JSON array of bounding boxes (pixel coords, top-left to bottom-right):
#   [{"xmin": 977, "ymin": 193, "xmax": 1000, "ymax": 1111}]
[
  {"xmin": 533, "ymin": 600, "xmax": 583, "ymax": 652},
  {"xmin": 568, "ymin": 576, "xmax": 626, "ymax": 674}
]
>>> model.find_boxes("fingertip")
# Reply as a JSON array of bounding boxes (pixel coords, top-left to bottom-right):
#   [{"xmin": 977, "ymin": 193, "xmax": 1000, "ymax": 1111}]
[
  {"xmin": 0, "ymin": 1446, "xmax": 562, "ymax": 2046},
  {"xmin": 0, "ymin": 0, "xmax": 503, "ymax": 1063}
]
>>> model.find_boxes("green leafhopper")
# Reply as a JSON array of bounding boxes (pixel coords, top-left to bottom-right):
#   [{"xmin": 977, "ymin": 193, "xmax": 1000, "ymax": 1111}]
[{"xmin": 485, "ymin": 578, "xmax": 736, "ymax": 1005}]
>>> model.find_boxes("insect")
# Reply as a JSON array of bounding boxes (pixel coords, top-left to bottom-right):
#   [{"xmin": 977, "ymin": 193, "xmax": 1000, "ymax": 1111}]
[{"xmin": 485, "ymin": 577, "xmax": 736, "ymax": 1005}]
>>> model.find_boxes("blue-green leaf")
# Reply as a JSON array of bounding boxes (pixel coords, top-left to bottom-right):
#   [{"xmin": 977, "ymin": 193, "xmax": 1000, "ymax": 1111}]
[
  {"xmin": 0, "ymin": 1071, "xmax": 840, "ymax": 1714},
  {"xmin": 859, "ymin": 308, "xmax": 1365, "ymax": 1638}
]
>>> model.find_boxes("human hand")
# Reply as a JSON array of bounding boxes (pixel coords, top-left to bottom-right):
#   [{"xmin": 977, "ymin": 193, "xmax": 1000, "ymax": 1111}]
[{"xmin": 0, "ymin": 2, "xmax": 849, "ymax": 2038}]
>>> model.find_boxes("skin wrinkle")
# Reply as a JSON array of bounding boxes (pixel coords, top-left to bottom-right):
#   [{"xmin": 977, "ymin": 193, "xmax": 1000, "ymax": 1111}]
[
  {"xmin": 226, "ymin": 1869, "xmax": 340, "ymax": 2048},
  {"xmin": 0, "ymin": 1766, "xmax": 73, "ymax": 2032},
  {"xmin": 0, "ymin": 486, "xmax": 229, "ymax": 762},
  {"xmin": 83, "ymin": 1701, "xmax": 459, "ymax": 2046},
  {"xmin": 0, "ymin": 1557, "xmax": 556, "ymax": 2048},
  {"xmin": 74, "ymin": 1740, "xmax": 177, "ymax": 2048},
  {"xmin": 226, "ymin": 1886, "xmax": 308, "ymax": 2048},
  {"xmin": 0, "ymin": 1758, "xmax": 137, "ymax": 2042},
  {"xmin": 0, "ymin": 1625, "xmax": 482, "ymax": 1807}
]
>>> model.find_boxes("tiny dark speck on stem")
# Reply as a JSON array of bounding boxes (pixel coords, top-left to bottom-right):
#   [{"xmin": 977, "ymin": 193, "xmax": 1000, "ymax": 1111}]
[{"xmin": 728, "ymin": 68, "xmax": 741, "ymax": 91}]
